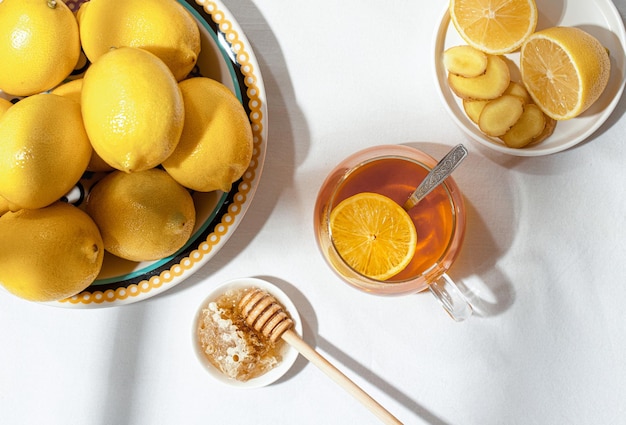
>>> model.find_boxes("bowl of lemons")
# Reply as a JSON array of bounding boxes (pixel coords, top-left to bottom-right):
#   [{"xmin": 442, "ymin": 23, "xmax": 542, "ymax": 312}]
[{"xmin": 0, "ymin": 0, "xmax": 267, "ymax": 307}]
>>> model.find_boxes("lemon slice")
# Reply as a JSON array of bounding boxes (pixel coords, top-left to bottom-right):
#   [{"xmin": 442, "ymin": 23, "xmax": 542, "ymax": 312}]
[
  {"xmin": 449, "ymin": 0, "xmax": 538, "ymax": 55},
  {"xmin": 329, "ymin": 192, "xmax": 417, "ymax": 281},
  {"xmin": 520, "ymin": 26, "xmax": 611, "ymax": 120}
]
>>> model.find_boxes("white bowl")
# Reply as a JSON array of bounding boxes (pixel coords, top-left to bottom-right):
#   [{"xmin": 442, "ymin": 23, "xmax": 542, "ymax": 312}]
[
  {"xmin": 192, "ymin": 277, "xmax": 302, "ymax": 388},
  {"xmin": 433, "ymin": 0, "xmax": 626, "ymax": 156}
]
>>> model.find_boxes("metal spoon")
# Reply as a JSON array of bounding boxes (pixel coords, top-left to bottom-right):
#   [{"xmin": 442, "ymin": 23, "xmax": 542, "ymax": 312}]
[{"xmin": 402, "ymin": 144, "xmax": 468, "ymax": 211}]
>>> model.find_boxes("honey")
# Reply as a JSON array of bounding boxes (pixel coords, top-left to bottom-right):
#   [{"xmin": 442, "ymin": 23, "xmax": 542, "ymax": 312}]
[{"xmin": 196, "ymin": 287, "xmax": 285, "ymax": 381}]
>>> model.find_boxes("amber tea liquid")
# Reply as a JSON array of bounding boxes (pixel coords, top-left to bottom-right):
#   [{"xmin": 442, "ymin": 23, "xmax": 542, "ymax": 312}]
[{"xmin": 330, "ymin": 156, "xmax": 455, "ymax": 281}]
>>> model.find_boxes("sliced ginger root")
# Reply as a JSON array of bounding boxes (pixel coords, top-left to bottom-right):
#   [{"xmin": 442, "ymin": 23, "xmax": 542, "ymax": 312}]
[
  {"xmin": 444, "ymin": 44, "xmax": 557, "ymax": 148},
  {"xmin": 447, "ymin": 53, "xmax": 510, "ymax": 100},
  {"xmin": 443, "ymin": 45, "xmax": 488, "ymax": 77},
  {"xmin": 478, "ymin": 95, "xmax": 524, "ymax": 137},
  {"xmin": 462, "ymin": 99, "xmax": 489, "ymax": 124},
  {"xmin": 503, "ymin": 81, "xmax": 531, "ymax": 103},
  {"xmin": 527, "ymin": 115, "xmax": 556, "ymax": 146},
  {"xmin": 500, "ymin": 103, "xmax": 546, "ymax": 148}
]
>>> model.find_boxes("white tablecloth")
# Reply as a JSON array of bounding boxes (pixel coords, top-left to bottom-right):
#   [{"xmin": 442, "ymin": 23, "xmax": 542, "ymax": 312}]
[{"xmin": 2, "ymin": 1, "xmax": 626, "ymax": 424}]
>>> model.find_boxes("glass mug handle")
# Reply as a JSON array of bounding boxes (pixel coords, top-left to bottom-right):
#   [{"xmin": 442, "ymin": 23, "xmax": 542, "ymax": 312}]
[{"xmin": 428, "ymin": 273, "xmax": 472, "ymax": 321}]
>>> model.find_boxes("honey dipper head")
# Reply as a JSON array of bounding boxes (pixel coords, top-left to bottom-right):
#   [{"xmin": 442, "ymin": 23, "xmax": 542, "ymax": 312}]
[{"xmin": 238, "ymin": 288, "xmax": 294, "ymax": 343}]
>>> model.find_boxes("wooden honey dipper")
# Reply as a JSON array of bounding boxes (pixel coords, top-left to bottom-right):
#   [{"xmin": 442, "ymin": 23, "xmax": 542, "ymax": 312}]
[{"xmin": 239, "ymin": 288, "xmax": 403, "ymax": 425}]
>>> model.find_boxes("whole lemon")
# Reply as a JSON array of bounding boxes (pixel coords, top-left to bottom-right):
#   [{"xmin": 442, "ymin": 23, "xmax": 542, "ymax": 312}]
[
  {"xmin": 0, "ymin": 98, "xmax": 12, "ymax": 117},
  {"xmin": 50, "ymin": 78, "xmax": 83, "ymax": 103},
  {"xmin": 0, "ymin": 0, "xmax": 80, "ymax": 96},
  {"xmin": 0, "ymin": 202, "xmax": 104, "ymax": 302},
  {"xmin": 81, "ymin": 47, "xmax": 185, "ymax": 173},
  {"xmin": 86, "ymin": 168, "xmax": 196, "ymax": 262},
  {"xmin": 0, "ymin": 195, "xmax": 9, "ymax": 216},
  {"xmin": 78, "ymin": 0, "xmax": 200, "ymax": 81},
  {"xmin": 0, "ymin": 93, "xmax": 92, "ymax": 210},
  {"xmin": 162, "ymin": 77, "xmax": 253, "ymax": 192},
  {"xmin": 52, "ymin": 79, "xmax": 113, "ymax": 172}
]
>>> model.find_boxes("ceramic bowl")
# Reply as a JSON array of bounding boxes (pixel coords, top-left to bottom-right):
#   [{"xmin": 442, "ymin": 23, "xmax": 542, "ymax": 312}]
[{"xmin": 192, "ymin": 277, "xmax": 302, "ymax": 388}]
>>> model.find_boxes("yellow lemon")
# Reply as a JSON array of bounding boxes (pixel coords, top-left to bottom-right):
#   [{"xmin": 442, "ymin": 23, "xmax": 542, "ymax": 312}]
[
  {"xmin": 449, "ymin": 0, "xmax": 538, "ymax": 55},
  {"xmin": 52, "ymin": 78, "xmax": 113, "ymax": 172},
  {"xmin": 0, "ymin": 195, "xmax": 10, "ymax": 216},
  {"xmin": 0, "ymin": 202, "xmax": 104, "ymax": 302},
  {"xmin": 520, "ymin": 26, "xmax": 611, "ymax": 120},
  {"xmin": 85, "ymin": 168, "xmax": 196, "ymax": 262},
  {"xmin": 78, "ymin": 0, "xmax": 200, "ymax": 81},
  {"xmin": 0, "ymin": 93, "xmax": 91, "ymax": 210},
  {"xmin": 0, "ymin": 98, "xmax": 12, "ymax": 117},
  {"xmin": 50, "ymin": 78, "xmax": 83, "ymax": 103},
  {"xmin": 0, "ymin": 0, "xmax": 80, "ymax": 96},
  {"xmin": 81, "ymin": 47, "xmax": 185, "ymax": 173},
  {"xmin": 329, "ymin": 192, "xmax": 417, "ymax": 281},
  {"xmin": 162, "ymin": 77, "xmax": 253, "ymax": 192}
]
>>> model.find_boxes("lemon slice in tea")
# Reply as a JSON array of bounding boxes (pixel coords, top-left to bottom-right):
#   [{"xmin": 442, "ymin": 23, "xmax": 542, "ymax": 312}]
[{"xmin": 329, "ymin": 192, "xmax": 417, "ymax": 281}]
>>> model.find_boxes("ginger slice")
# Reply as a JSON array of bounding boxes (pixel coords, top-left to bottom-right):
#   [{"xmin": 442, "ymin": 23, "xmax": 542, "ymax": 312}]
[
  {"xmin": 448, "ymin": 54, "xmax": 510, "ymax": 100},
  {"xmin": 443, "ymin": 45, "xmax": 488, "ymax": 77},
  {"xmin": 463, "ymin": 98, "xmax": 489, "ymax": 124},
  {"xmin": 500, "ymin": 103, "xmax": 546, "ymax": 148},
  {"xmin": 527, "ymin": 114, "xmax": 557, "ymax": 146},
  {"xmin": 478, "ymin": 94, "xmax": 524, "ymax": 137},
  {"xmin": 503, "ymin": 81, "xmax": 531, "ymax": 104}
]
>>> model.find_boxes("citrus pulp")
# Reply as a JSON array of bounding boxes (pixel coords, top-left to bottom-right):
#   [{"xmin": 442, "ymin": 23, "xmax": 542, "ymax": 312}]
[
  {"xmin": 520, "ymin": 26, "xmax": 611, "ymax": 120},
  {"xmin": 449, "ymin": 0, "xmax": 538, "ymax": 55},
  {"xmin": 329, "ymin": 192, "xmax": 417, "ymax": 281}
]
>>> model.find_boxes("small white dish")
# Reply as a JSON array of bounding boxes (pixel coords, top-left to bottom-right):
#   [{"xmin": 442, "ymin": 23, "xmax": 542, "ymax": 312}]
[
  {"xmin": 192, "ymin": 277, "xmax": 302, "ymax": 388},
  {"xmin": 433, "ymin": 0, "xmax": 626, "ymax": 156}
]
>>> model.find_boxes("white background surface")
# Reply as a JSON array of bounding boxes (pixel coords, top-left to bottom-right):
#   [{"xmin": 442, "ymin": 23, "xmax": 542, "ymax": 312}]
[{"xmin": 2, "ymin": 1, "xmax": 626, "ymax": 424}]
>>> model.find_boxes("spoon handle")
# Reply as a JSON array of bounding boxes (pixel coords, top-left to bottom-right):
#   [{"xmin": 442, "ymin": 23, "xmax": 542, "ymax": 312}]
[{"xmin": 403, "ymin": 144, "xmax": 468, "ymax": 211}]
